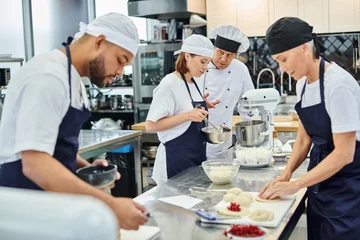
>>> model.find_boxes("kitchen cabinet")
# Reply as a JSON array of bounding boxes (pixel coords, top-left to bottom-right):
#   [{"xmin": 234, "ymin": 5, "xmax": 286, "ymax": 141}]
[
  {"xmin": 269, "ymin": 0, "xmax": 299, "ymax": 23},
  {"xmin": 206, "ymin": 0, "xmax": 238, "ymax": 37},
  {"xmin": 237, "ymin": 0, "xmax": 270, "ymax": 37},
  {"xmin": 299, "ymin": 0, "xmax": 329, "ymax": 33},
  {"xmin": 328, "ymin": 0, "xmax": 360, "ymax": 32}
]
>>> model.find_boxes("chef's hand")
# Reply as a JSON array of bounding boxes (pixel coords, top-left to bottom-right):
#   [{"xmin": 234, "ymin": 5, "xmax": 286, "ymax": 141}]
[
  {"xmin": 110, "ymin": 198, "xmax": 148, "ymax": 230},
  {"xmin": 259, "ymin": 181, "xmax": 300, "ymax": 200},
  {"xmin": 203, "ymin": 93, "xmax": 220, "ymax": 109},
  {"xmin": 187, "ymin": 108, "xmax": 208, "ymax": 122},
  {"xmin": 258, "ymin": 170, "xmax": 292, "ymax": 199},
  {"xmin": 92, "ymin": 159, "xmax": 120, "ymax": 189}
]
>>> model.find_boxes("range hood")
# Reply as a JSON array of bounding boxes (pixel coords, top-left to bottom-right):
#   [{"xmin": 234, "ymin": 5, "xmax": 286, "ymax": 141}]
[{"xmin": 128, "ymin": 0, "xmax": 206, "ymax": 20}]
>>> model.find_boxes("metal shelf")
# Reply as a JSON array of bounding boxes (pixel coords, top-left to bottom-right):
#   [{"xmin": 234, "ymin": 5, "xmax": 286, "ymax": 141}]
[{"xmin": 90, "ymin": 110, "xmax": 134, "ymax": 113}]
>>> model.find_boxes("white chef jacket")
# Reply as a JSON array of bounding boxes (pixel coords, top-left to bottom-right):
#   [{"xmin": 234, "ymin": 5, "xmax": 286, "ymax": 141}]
[
  {"xmin": 0, "ymin": 50, "xmax": 89, "ymax": 164},
  {"xmin": 296, "ymin": 63, "xmax": 360, "ymax": 140},
  {"xmin": 195, "ymin": 59, "xmax": 255, "ymax": 160},
  {"xmin": 146, "ymin": 73, "xmax": 204, "ymax": 185}
]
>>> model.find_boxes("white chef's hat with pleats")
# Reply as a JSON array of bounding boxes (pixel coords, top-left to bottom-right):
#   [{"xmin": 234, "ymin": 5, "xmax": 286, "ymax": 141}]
[
  {"xmin": 174, "ymin": 34, "xmax": 214, "ymax": 58},
  {"xmin": 72, "ymin": 12, "xmax": 139, "ymax": 56},
  {"xmin": 211, "ymin": 25, "xmax": 250, "ymax": 53}
]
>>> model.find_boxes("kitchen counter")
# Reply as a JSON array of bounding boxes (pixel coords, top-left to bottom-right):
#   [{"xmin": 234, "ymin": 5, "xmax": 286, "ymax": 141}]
[
  {"xmin": 135, "ymin": 160, "xmax": 309, "ymax": 240},
  {"xmin": 78, "ymin": 130, "xmax": 143, "ymax": 195},
  {"xmin": 131, "ymin": 115, "xmax": 299, "ymax": 132}
]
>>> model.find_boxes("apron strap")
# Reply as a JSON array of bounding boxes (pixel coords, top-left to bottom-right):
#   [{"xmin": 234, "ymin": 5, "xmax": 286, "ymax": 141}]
[
  {"xmin": 180, "ymin": 72, "xmax": 205, "ymax": 102},
  {"xmin": 62, "ymin": 37, "xmax": 74, "ymax": 102}
]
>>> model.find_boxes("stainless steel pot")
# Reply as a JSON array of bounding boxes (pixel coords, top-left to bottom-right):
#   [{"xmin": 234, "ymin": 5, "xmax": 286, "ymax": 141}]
[
  {"xmin": 142, "ymin": 146, "xmax": 158, "ymax": 159},
  {"xmin": 235, "ymin": 120, "xmax": 266, "ymax": 147}
]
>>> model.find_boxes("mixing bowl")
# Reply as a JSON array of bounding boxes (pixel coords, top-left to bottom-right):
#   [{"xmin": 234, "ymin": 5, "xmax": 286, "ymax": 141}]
[
  {"xmin": 76, "ymin": 164, "xmax": 118, "ymax": 188},
  {"xmin": 235, "ymin": 120, "xmax": 266, "ymax": 147},
  {"xmin": 201, "ymin": 126, "xmax": 231, "ymax": 144},
  {"xmin": 202, "ymin": 159, "xmax": 241, "ymax": 184}
]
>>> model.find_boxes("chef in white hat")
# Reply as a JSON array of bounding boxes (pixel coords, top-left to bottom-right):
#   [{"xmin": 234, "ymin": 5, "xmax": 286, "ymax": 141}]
[
  {"xmin": 145, "ymin": 34, "xmax": 214, "ymax": 185},
  {"xmin": 196, "ymin": 25, "xmax": 257, "ymax": 160},
  {"xmin": 0, "ymin": 13, "xmax": 148, "ymax": 230}
]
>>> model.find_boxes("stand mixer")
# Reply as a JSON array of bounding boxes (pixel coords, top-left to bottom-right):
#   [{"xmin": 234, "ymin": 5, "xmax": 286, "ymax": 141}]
[{"xmin": 240, "ymin": 88, "xmax": 280, "ymax": 144}]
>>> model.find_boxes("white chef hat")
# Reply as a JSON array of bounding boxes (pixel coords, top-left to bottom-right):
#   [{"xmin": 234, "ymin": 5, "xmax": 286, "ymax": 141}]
[
  {"xmin": 211, "ymin": 25, "xmax": 250, "ymax": 53},
  {"xmin": 174, "ymin": 34, "xmax": 214, "ymax": 58},
  {"xmin": 72, "ymin": 12, "xmax": 139, "ymax": 56}
]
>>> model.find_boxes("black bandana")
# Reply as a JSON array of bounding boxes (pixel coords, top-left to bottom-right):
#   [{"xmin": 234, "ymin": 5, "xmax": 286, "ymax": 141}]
[
  {"xmin": 265, "ymin": 17, "xmax": 320, "ymax": 58},
  {"xmin": 214, "ymin": 35, "xmax": 241, "ymax": 53}
]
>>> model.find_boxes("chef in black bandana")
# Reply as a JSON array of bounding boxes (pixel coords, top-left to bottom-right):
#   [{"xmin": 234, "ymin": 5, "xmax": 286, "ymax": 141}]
[{"xmin": 259, "ymin": 17, "xmax": 360, "ymax": 240}]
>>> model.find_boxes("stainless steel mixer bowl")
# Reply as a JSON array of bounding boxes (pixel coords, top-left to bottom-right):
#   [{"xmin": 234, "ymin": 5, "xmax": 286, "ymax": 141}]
[
  {"xmin": 201, "ymin": 126, "xmax": 231, "ymax": 144},
  {"xmin": 235, "ymin": 120, "xmax": 266, "ymax": 147}
]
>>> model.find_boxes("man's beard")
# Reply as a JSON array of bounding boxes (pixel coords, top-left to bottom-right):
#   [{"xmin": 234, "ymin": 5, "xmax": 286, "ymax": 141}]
[{"xmin": 89, "ymin": 54, "xmax": 114, "ymax": 87}]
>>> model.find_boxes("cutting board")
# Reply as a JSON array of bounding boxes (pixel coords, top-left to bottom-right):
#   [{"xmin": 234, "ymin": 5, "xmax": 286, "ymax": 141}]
[
  {"xmin": 201, "ymin": 192, "xmax": 295, "ymax": 227},
  {"xmin": 120, "ymin": 226, "xmax": 160, "ymax": 240}
]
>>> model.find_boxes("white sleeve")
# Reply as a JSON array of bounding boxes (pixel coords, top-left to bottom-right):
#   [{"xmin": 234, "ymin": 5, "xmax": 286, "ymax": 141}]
[
  {"xmin": 146, "ymin": 83, "xmax": 175, "ymax": 122},
  {"xmin": 14, "ymin": 74, "xmax": 68, "ymax": 156},
  {"xmin": 327, "ymin": 84, "xmax": 360, "ymax": 133},
  {"xmin": 238, "ymin": 67, "xmax": 257, "ymax": 119}
]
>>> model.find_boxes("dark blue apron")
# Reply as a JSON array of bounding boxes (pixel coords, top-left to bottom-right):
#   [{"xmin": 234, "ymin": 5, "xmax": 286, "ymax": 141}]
[
  {"xmin": 0, "ymin": 37, "xmax": 91, "ymax": 190},
  {"xmin": 164, "ymin": 73, "xmax": 207, "ymax": 179},
  {"xmin": 295, "ymin": 58, "xmax": 360, "ymax": 240}
]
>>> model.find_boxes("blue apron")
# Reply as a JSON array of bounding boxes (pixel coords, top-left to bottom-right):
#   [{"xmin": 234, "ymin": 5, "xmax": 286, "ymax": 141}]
[
  {"xmin": 164, "ymin": 73, "xmax": 207, "ymax": 179},
  {"xmin": 0, "ymin": 37, "xmax": 91, "ymax": 190},
  {"xmin": 295, "ymin": 57, "xmax": 360, "ymax": 239}
]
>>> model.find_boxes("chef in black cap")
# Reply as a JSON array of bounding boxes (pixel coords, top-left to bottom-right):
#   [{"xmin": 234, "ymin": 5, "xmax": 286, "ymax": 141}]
[{"xmin": 259, "ymin": 17, "xmax": 360, "ymax": 239}]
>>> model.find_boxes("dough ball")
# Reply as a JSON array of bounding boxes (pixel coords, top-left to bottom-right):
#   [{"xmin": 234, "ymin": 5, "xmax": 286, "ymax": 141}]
[
  {"xmin": 208, "ymin": 168, "xmax": 234, "ymax": 184},
  {"xmin": 217, "ymin": 206, "xmax": 250, "ymax": 217},
  {"xmin": 249, "ymin": 210, "xmax": 274, "ymax": 222},
  {"xmin": 255, "ymin": 196, "xmax": 281, "ymax": 202},
  {"xmin": 238, "ymin": 192, "xmax": 253, "ymax": 202},
  {"xmin": 227, "ymin": 187, "xmax": 243, "ymax": 195},
  {"xmin": 223, "ymin": 193, "xmax": 237, "ymax": 202},
  {"xmin": 233, "ymin": 196, "xmax": 252, "ymax": 207}
]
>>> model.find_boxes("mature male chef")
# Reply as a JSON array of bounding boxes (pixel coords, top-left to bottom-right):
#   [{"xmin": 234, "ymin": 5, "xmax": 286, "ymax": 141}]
[
  {"xmin": 0, "ymin": 13, "xmax": 147, "ymax": 230},
  {"xmin": 196, "ymin": 25, "xmax": 256, "ymax": 159}
]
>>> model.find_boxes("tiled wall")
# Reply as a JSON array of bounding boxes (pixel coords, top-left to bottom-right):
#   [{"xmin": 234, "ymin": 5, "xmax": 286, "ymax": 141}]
[{"xmin": 244, "ymin": 33, "xmax": 360, "ymax": 95}]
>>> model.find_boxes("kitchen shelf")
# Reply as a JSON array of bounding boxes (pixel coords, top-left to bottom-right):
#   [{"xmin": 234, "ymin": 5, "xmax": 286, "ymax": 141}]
[{"xmin": 91, "ymin": 110, "xmax": 134, "ymax": 113}]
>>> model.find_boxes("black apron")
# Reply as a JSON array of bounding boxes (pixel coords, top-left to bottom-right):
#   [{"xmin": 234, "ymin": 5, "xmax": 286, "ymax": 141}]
[
  {"xmin": 295, "ymin": 57, "xmax": 360, "ymax": 239},
  {"xmin": 165, "ymin": 73, "xmax": 208, "ymax": 179},
  {"xmin": 0, "ymin": 37, "xmax": 91, "ymax": 190}
]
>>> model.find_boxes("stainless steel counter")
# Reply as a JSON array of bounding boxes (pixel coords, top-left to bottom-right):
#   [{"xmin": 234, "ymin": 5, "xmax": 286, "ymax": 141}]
[
  {"xmin": 78, "ymin": 130, "xmax": 143, "ymax": 195},
  {"xmin": 135, "ymin": 160, "xmax": 309, "ymax": 240}
]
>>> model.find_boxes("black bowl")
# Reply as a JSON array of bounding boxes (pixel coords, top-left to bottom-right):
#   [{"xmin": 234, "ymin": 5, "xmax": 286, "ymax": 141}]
[{"xmin": 76, "ymin": 164, "xmax": 118, "ymax": 188}]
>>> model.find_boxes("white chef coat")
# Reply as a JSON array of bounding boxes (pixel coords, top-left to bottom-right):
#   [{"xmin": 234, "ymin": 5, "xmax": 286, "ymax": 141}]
[
  {"xmin": 0, "ymin": 50, "xmax": 89, "ymax": 164},
  {"xmin": 195, "ymin": 59, "xmax": 255, "ymax": 160},
  {"xmin": 296, "ymin": 63, "xmax": 360, "ymax": 140},
  {"xmin": 146, "ymin": 73, "xmax": 204, "ymax": 185}
]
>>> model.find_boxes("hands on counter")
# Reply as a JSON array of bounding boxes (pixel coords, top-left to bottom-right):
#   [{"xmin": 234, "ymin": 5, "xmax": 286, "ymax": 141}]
[{"xmin": 258, "ymin": 170, "xmax": 300, "ymax": 200}]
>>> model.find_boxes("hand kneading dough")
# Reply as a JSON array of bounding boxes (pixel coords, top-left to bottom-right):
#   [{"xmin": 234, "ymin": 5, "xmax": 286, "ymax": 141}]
[
  {"xmin": 223, "ymin": 193, "xmax": 237, "ymax": 202},
  {"xmin": 255, "ymin": 196, "xmax": 281, "ymax": 202},
  {"xmin": 238, "ymin": 192, "xmax": 253, "ymax": 202},
  {"xmin": 227, "ymin": 187, "xmax": 243, "ymax": 195},
  {"xmin": 233, "ymin": 196, "xmax": 252, "ymax": 207},
  {"xmin": 217, "ymin": 206, "xmax": 250, "ymax": 217},
  {"xmin": 249, "ymin": 210, "xmax": 274, "ymax": 222}
]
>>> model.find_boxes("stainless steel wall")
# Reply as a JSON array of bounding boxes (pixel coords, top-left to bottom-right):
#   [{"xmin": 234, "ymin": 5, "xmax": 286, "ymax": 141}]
[{"xmin": 31, "ymin": 0, "xmax": 89, "ymax": 56}]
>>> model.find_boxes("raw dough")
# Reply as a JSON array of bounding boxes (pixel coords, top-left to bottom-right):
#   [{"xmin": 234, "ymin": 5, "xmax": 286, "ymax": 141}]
[
  {"xmin": 223, "ymin": 193, "xmax": 237, "ymax": 202},
  {"xmin": 255, "ymin": 196, "xmax": 281, "ymax": 202},
  {"xmin": 238, "ymin": 192, "xmax": 253, "ymax": 202},
  {"xmin": 217, "ymin": 206, "xmax": 250, "ymax": 217},
  {"xmin": 249, "ymin": 209, "xmax": 274, "ymax": 222},
  {"xmin": 233, "ymin": 196, "xmax": 252, "ymax": 207},
  {"xmin": 208, "ymin": 168, "xmax": 234, "ymax": 184},
  {"xmin": 227, "ymin": 187, "xmax": 243, "ymax": 195}
]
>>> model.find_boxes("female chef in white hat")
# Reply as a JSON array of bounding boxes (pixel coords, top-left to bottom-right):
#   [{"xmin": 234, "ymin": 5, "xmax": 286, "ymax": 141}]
[
  {"xmin": 145, "ymin": 34, "xmax": 214, "ymax": 185},
  {"xmin": 196, "ymin": 25, "xmax": 257, "ymax": 160},
  {"xmin": 259, "ymin": 17, "xmax": 360, "ymax": 239}
]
